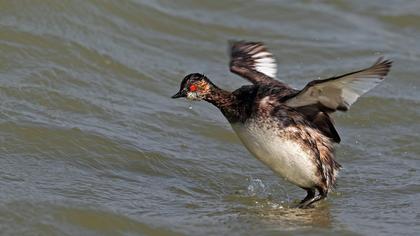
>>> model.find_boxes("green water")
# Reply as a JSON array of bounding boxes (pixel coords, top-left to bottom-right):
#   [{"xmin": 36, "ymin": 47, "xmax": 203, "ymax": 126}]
[{"xmin": 0, "ymin": 1, "xmax": 419, "ymax": 235}]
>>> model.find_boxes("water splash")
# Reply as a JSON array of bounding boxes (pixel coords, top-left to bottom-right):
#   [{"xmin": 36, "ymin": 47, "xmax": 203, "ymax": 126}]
[
  {"xmin": 247, "ymin": 177, "xmax": 268, "ymax": 197},
  {"xmin": 246, "ymin": 177, "xmax": 291, "ymax": 209}
]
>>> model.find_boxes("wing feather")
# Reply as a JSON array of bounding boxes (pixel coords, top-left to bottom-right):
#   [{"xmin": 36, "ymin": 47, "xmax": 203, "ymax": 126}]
[
  {"xmin": 229, "ymin": 41, "xmax": 278, "ymax": 84},
  {"xmin": 285, "ymin": 57, "xmax": 392, "ymax": 111}
]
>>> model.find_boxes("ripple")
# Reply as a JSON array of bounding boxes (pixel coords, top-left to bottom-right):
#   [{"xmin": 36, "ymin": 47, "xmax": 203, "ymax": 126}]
[{"xmin": 0, "ymin": 0, "xmax": 419, "ymax": 235}]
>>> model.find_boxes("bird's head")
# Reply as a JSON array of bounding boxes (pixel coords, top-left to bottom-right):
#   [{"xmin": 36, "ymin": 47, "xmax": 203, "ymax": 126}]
[{"xmin": 171, "ymin": 73, "xmax": 214, "ymax": 101}]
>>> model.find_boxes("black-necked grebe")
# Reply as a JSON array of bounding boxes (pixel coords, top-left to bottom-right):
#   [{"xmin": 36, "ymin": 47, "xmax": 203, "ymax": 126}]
[{"xmin": 172, "ymin": 41, "xmax": 392, "ymax": 208}]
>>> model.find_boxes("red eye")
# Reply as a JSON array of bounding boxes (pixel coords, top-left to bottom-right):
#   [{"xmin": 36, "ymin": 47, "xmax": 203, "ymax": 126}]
[{"xmin": 189, "ymin": 84, "xmax": 197, "ymax": 92}]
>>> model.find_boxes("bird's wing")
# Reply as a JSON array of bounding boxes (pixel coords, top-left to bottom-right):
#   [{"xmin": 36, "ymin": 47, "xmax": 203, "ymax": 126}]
[
  {"xmin": 285, "ymin": 57, "xmax": 392, "ymax": 112},
  {"xmin": 229, "ymin": 41, "xmax": 278, "ymax": 84}
]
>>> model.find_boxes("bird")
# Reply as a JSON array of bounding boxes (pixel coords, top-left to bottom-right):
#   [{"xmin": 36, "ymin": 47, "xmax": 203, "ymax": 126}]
[{"xmin": 171, "ymin": 41, "xmax": 392, "ymax": 208}]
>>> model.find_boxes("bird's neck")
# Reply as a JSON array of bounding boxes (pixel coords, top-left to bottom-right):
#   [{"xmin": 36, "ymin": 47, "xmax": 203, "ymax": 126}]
[{"xmin": 204, "ymin": 86, "xmax": 244, "ymax": 123}]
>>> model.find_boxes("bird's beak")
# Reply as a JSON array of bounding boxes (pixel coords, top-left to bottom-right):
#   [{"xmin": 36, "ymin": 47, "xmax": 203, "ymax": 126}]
[{"xmin": 171, "ymin": 90, "xmax": 186, "ymax": 99}]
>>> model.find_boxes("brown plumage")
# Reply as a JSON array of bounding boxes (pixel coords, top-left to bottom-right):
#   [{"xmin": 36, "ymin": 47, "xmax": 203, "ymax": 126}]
[{"xmin": 172, "ymin": 41, "xmax": 392, "ymax": 208}]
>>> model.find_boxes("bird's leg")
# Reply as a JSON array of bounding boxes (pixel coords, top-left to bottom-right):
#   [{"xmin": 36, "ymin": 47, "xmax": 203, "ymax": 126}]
[
  {"xmin": 296, "ymin": 188, "xmax": 316, "ymax": 208},
  {"xmin": 297, "ymin": 188, "xmax": 327, "ymax": 208}
]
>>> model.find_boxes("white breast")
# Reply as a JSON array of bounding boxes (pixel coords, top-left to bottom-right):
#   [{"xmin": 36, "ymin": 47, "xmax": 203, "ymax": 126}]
[{"xmin": 231, "ymin": 121, "xmax": 320, "ymax": 188}]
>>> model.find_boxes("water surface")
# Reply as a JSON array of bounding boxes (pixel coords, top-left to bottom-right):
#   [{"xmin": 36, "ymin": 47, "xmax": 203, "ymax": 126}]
[{"xmin": 0, "ymin": 1, "xmax": 419, "ymax": 235}]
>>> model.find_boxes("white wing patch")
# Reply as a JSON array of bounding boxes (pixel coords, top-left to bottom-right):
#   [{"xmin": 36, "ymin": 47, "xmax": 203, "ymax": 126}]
[
  {"xmin": 252, "ymin": 51, "xmax": 277, "ymax": 78},
  {"xmin": 230, "ymin": 41, "xmax": 278, "ymax": 79},
  {"xmin": 253, "ymin": 52, "xmax": 277, "ymax": 78}
]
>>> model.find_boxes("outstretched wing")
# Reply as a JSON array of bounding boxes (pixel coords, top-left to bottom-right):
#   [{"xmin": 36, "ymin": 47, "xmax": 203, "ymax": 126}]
[
  {"xmin": 229, "ymin": 41, "xmax": 278, "ymax": 84},
  {"xmin": 285, "ymin": 57, "xmax": 392, "ymax": 112},
  {"xmin": 286, "ymin": 57, "xmax": 392, "ymax": 143}
]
